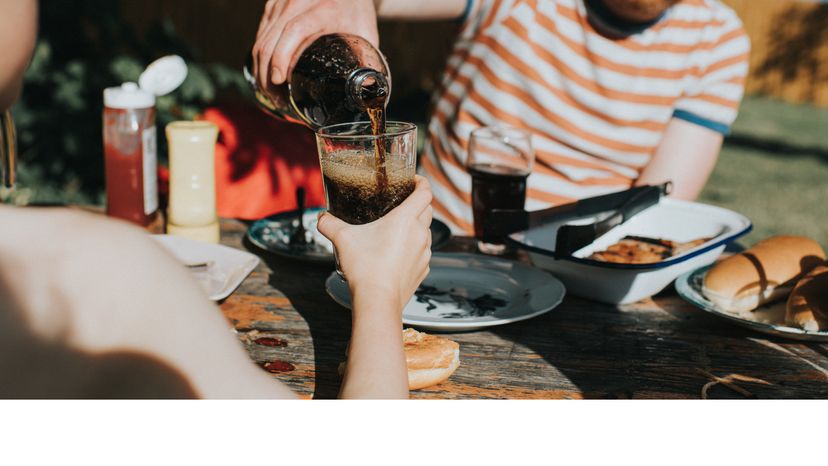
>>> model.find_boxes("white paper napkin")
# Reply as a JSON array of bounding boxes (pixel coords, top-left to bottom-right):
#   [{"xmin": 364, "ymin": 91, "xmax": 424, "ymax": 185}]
[{"xmin": 151, "ymin": 235, "xmax": 260, "ymax": 300}]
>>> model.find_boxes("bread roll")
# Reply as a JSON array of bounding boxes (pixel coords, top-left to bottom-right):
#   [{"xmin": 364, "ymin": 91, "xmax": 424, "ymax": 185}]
[
  {"xmin": 786, "ymin": 264, "xmax": 828, "ymax": 331},
  {"xmin": 703, "ymin": 236, "xmax": 825, "ymax": 312},
  {"xmin": 337, "ymin": 329, "xmax": 460, "ymax": 391},
  {"xmin": 403, "ymin": 328, "xmax": 460, "ymax": 390}
]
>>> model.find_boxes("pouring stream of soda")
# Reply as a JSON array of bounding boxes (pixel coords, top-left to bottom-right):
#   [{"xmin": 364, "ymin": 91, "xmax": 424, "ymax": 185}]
[{"xmin": 361, "ymin": 74, "xmax": 389, "ymax": 193}]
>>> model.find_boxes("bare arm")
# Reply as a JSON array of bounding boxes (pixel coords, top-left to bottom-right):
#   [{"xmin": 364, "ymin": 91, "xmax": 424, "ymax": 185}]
[
  {"xmin": 253, "ymin": 0, "xmax": 469, "ymax": 87},
  {"xmin": 375, "ymin": 0, "xmax": 468, "ymax": 20},
  {"xmin": 0, "ymin": 179, "xmax": 431, "ymax": 398},
  {"xmin": 0, "ymin": 0, "xmax": 37, "ymax": 111},
  {"xmin": 0, "ymin": 206, "xmax": 297, "ymax": 399},
  {"xmin": 340, "ymin": 293, "xmax": 409, "ymax": 398},
  {"xmin": 635, "ymin": 118, "xmax": 724, "ymax": 200},
  {"xmin": 318, "ymin": 177, "xmax": 433, "ymax": 399},
  {"xmin": 0, "ymin": 0, "xmax": 294, "ymax": 399}
]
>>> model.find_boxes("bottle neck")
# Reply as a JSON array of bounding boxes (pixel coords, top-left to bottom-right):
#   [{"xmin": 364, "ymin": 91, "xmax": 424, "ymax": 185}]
[{"xmin": 347, "ymin": 68, "xmax": 389, "ymax": 111}]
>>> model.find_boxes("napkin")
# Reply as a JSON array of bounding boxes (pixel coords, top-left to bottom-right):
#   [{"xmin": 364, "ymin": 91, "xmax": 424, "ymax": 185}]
[{"xmin": 151, "ymin": 235, "xmax": 260, "ymax": 300}]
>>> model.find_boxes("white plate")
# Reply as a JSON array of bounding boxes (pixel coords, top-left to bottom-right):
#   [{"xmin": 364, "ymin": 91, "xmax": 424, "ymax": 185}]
[
  {"xmin": 509, "ymin": 198, "xmax": 752, "ymax": 304},
  {"xmin": 326, "ymin": 253, "xmax": 566, "ymax": 332},
  {"xmin": 151, "ymin": 235, "xmax": 260, "ymax": 301},
  {"xmin": 676, "ymin": 265, "xmax": 828, "ymax": 342}
]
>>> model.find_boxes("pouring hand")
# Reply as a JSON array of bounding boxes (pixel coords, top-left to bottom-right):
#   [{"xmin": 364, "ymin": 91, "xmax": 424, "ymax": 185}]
[{"xmin": 252, "ymin": 0, "xmax": 379, "ymax": 90}]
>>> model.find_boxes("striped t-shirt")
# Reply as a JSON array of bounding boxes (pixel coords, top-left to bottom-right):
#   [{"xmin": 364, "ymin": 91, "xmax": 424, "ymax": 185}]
[{"xmin": 420, "ymin": 0, "xmax": 750, "ymax": 234}]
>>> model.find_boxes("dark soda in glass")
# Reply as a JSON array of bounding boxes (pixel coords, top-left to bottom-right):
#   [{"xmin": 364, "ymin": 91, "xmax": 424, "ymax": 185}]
[
  {"xmin": 469, "ymin": 162, "xmax": 530, "ymax": 244},
  {"xmin": 321, "ymin": 150, "xmax": 415, "ymax": 225}
]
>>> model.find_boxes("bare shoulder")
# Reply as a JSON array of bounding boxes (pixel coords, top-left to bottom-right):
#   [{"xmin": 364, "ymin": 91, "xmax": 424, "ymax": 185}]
[{"xmin": 0, "ymin": 205, "xmax": 164, "ymax": 263}]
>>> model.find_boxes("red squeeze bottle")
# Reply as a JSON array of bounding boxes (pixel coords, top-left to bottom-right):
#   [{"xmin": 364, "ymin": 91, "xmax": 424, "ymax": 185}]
[{"xmin": 102, "ymin": 82, "xmax": 158, "ymax": 226}]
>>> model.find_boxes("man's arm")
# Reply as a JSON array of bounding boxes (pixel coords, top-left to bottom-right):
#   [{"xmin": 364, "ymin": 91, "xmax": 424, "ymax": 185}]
[
  {"xmin": 635, "ymin": 118, "xmax": 724, "ymax": 201},
  {"xmin": 0, "ymin": 0, "xmax": 37, "ymax": 111},
  {"xmin": 375, "ymin": 0, "xmax": 468, "ymax": 20},
  {"xmin": 253, "ymin": 0, "xmax": 470, "ymax": 88}
]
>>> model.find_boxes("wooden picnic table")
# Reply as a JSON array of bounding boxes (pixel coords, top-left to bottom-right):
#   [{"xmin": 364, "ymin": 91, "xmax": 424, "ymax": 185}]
[{"xmin": 217, "ymin": 219, "xmax": 828, "ymax": 399}]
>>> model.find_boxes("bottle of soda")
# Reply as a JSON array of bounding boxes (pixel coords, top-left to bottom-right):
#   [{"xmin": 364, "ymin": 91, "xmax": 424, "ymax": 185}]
[{"xmin": 244, "ymin": 33, "xmax": 391, "ymax": 131}]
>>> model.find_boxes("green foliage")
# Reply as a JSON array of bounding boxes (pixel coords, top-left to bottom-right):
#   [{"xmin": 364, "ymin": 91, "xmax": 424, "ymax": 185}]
[{"xmin": 7, "ymin": 0, "xmax": 248, "ymax": 205}]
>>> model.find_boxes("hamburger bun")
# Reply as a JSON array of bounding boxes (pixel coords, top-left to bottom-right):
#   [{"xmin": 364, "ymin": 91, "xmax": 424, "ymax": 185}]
[
  {"xmin": 403, "ymin": 328, "xmax": 460, "ymax": 390},
  {"xmin": 785, "ymin": 263, "xmax": 828, "ymax": 331},
  {"xmin": 702, "ymin": 236, "xmax": 825, "ymax": 312},
  {"xmin": 338, "ymin": 329, "xmax": 460, "ymax": 391}
]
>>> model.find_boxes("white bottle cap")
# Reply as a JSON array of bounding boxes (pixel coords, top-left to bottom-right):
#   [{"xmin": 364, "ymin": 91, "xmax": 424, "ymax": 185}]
[
  {"xmin": 103, "ymin": 82, "xmax": 155, "ymax": 109},
  {"xmin": 139, "ymin": 55, "xmax": 188, "ymax": 97}
]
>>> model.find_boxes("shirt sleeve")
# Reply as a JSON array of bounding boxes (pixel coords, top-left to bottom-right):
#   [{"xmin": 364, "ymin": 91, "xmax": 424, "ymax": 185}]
[
  {"xmin": 672, "ymin": 13, "xmax": 751, "ymax": 135},
  {"xmin": 457, "ymin": 0, "xmax": 475, "ymax": 23},
  {"xmin": 457, "ymin": 0, "xmax": 502, "ymax": 39}
]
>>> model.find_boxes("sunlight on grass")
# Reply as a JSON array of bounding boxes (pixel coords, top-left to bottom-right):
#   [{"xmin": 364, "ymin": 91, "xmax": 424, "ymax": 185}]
[{"xmin": 699, "ymin": 96, "xmax": 828, "ymax": 249}]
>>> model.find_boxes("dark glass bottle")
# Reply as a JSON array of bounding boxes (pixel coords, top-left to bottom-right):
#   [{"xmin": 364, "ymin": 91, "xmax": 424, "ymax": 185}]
[{"xmin": 244, "ymin": 33, "xmax": 391, "ymax": 130}]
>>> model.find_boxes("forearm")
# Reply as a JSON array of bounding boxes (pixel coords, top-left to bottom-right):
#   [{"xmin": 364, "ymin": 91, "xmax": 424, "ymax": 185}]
[
  {"xmin": 339, "ymin": 290, "xmax": 408, "ymax": 399},
  {"xmin": 636, "ymin": 118, "xmax": 724, "ymax": 201},
  {"xmin": 0, "ymin": 0, "xmax": 37, "ymax": 111},
  {"xmin": 374, "ymin": 0, "xmax": 468, "ymax": 20}
]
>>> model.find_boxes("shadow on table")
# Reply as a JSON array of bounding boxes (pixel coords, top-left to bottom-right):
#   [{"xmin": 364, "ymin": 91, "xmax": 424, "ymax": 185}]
[
  {"xmin": 481, "ymin": 284, "xmax": 828, "ymax": 399},
  {"xmin": 436, "ymin": 242, "xmax": 828, "ymax": 399},
  {"xmin": 243, "ymin": 235, "xmax": 350, "ymax": 399},
  {"xmin": 240, "ymin": 232, "xmax": 828, "ymax": 400},
  {"xmin": 0, "ymin": 278, "xmax": 198, "ymax": 399}
]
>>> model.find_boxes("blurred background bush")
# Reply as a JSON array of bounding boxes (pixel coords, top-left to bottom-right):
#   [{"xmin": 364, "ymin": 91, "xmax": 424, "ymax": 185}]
[
  {"xmin": 2, "ymin": 0, "xmax": 827, "ymax": 246},
  {"xmin": 3, "ymin": 0, "xmax": 248, "ymax": 206}
]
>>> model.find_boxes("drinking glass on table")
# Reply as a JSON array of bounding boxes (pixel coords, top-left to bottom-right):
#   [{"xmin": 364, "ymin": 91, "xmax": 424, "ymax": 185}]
[
  {"xmin": 467, "ymin": 126, "xmax": 534, "ymax": 255},
  {"xmin": 315, "ymin": 121, "xmax": 418, "ymax": 277}
]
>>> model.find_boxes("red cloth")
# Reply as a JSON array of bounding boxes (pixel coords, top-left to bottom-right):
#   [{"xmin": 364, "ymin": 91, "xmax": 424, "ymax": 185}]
[{"xmin": 202, "ymin": 104, "xmax": 325, "ymax": 220}]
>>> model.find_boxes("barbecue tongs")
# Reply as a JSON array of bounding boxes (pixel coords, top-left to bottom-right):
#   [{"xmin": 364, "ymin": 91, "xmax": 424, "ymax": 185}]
[{"xmin": 485, "ymin": 182, "xmax": 672, "ymax": 258}]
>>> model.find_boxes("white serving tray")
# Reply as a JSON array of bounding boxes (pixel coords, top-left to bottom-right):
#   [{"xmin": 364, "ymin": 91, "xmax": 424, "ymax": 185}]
[{"xmin": 508, "ymin": 198, "xmax": 752, "ymax": 304}]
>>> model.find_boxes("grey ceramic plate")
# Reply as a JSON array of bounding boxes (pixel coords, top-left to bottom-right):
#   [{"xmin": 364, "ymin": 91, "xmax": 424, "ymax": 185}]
[
  {"xmin": 676, "ymin": 265, "xmax": 828, "ymax": 341},
  {"xmin": 326, "ymin": 252, "xmax": 566, "ymax": 332},
  {"xmin": 247, "ymin": 208, "xmax": 452, "ymax": 263}
]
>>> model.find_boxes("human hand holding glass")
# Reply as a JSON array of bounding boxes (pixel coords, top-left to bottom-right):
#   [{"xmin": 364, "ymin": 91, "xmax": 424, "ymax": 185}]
[
  {"xmin": 315, "ymin": 121, "xmax": 417, "ymax": 276},
  {"xmin": 317, "ymin": 175, "xmax": 432, "ymax": 312},
  {"xmin": 252, "ymin": 0, "xmax": 379, "ymax": 88}
]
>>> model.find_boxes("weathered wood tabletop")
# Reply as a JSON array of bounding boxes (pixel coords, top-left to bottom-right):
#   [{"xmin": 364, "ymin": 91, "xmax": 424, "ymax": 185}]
[{"xmin": 218, "ymin": 219, "xmax": 828, "ymax": 399}]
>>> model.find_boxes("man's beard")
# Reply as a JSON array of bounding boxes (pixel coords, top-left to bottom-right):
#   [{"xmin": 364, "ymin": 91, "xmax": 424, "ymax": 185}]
[
  {"xmin": 584, "ymin": 0, "xmax": 680, "ymax": 38},
  {"xmin": 601, "ymin": 0, "xmax": 681, "ymax": 23}
]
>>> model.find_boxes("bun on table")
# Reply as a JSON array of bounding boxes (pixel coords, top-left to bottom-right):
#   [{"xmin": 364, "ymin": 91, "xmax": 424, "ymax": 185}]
[
  {"xmin": 338, "ymin": 328, "xmax": 460, "ymax": 391},
  {"xmin": 403, "ymin": 328, "xmax": 460, "ymax": 390},
  {"xmin": 785, "ymin": 263, "xmax": 828, "ymax": 331},
  {"xmin": 702, "ymin": 235, "xmax": 825, "ymax": 312}
]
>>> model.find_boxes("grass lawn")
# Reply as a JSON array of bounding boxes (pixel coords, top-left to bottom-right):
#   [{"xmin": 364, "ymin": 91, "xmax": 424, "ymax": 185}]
[{"xmin": 699, "ymin": 96, "xmax": 828, "ymax": 249}]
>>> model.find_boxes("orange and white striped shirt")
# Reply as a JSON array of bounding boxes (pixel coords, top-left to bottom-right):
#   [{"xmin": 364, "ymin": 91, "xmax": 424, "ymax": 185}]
[{"xmin": 420, "ymin": 0, "xmax": 750, "ymax": 234}]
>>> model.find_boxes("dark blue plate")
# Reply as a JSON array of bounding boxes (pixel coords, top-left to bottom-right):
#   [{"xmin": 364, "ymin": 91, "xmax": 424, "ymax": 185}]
[{"xmin": 247, "ymin": 208, "xmax": 452, "ymax": 263}]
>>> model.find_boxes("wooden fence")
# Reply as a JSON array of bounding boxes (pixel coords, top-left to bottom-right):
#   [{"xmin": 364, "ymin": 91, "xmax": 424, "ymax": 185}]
[
  {"xmin": 724, "ymin": 0, "xmax": 828, "ymax": 106},
  {"xmin": 122, "ymin": 0, "xmax": 828, "ymax": 107}
]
